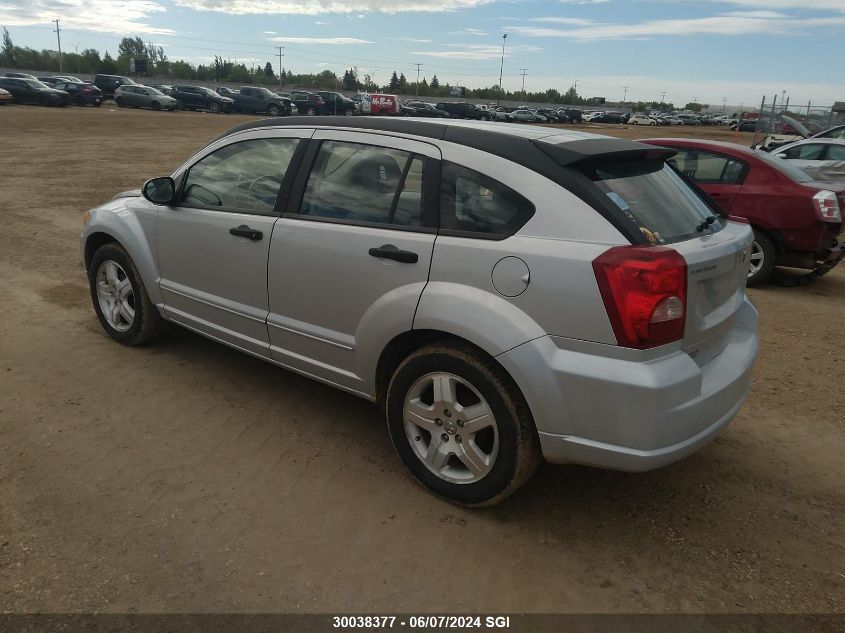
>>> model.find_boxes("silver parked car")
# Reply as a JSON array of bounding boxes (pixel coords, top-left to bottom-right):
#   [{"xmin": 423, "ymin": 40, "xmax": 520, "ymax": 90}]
[
  {"xmin": 81, "ymin": 118, "xmax": 759, "ymax": 506},
  {"xmin": 772, "ymin": 138, "xmax": 845, "ymax": 182},
  {"xmin": 114, "ymin": 84, "xmax": 178, "ymax": 111}
]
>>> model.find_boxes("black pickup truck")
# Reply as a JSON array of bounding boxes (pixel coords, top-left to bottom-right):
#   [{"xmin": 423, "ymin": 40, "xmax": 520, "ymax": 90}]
[{"xmin": 233, "ymin": 86, "xmax": 292, "ymax": 116}]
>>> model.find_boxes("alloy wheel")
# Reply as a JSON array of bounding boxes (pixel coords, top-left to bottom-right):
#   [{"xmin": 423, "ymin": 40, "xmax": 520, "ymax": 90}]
[
  {"xmin": 403, "ymin": 372, "xmax": 499, "ymax": 484},
  {"xmin": 748, "ymin": 240, "xmax": 764, "ymax": 278},
  {"xmin": 95, "ymin": 260, "xmax": 135, "ymax": 332}
]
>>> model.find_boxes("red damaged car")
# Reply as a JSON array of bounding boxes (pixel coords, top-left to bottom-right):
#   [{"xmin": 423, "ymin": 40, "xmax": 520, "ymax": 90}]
[{"xmin": 641, "ymin": 138, "xmax": 845, "ymax": 285}]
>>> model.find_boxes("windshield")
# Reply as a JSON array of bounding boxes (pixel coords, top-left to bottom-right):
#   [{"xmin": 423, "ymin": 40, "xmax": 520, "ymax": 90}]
[
  {"xmin": 587, "ymin": 160, "xmax": 722, "ymax": 245},
  {"xmin": 755, "ymin": 150, "xmax": 814, "ymax": 183}
]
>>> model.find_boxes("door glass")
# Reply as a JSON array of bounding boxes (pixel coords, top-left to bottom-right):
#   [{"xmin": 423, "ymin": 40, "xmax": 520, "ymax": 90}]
[
  {"xmin": 299, "ymin": 141, "xmax": 423, "ymax": 226},
  {"xmin": 824, "ymin": 144, "xmax": 845, "ymax": 161},
  {"xmin": 181, "ymin": 138, "xmax": 300, "ymax": 212},
  {"xmin": 667, "ymin": 150, "xmax": 744, "ymax": 183},
  {"xmin": 783, "ymin": 144, "xmax": 825, "ymax": 160}
]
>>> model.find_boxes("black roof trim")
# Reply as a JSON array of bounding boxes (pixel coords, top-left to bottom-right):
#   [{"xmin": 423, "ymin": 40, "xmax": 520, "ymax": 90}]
[{"xmin": 532, "ymin": 137, "xmax": 676, "ymax": 167}]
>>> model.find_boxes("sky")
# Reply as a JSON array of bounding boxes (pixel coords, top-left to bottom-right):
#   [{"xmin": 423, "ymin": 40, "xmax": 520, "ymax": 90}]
[{"xmin": 1, "ymin": 0, "xmax": 843, "ymax": 107}]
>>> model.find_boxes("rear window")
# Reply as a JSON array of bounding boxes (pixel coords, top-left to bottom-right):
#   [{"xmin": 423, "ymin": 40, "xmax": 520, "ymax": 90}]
[{"xmin": 586, "ymin": 160, "xmax": 722, "ymax": 245}]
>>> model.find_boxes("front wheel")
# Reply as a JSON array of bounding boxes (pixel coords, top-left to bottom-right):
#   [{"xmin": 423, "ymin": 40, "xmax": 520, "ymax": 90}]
[
  {"xmin": 209, "ymin": 102, "xmax": 221, "ymax": 113},
  {"xmin": 151, "ymin": 101, "xmax": 161, "ymax": 111},
  {"xmin": 88, "ymin": 243, "xmax": 164, "ymax": 346},
  {"xmin": 747, "ymin": 231, "xmax": 776, "ymax": 286},
  {"xmin": 386, "ymin": 344, "xmax": 540, "ymax": 507},
  {"xmin": 267, "ymin": 103, "xmax": 281, "ymax": 116},
  {"xmin": 115, "ymin": 97, "xmax": 125, "ymax": 107}
]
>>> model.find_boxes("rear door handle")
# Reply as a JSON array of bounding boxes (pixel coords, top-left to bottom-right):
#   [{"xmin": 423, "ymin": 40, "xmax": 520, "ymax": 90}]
[
  {"xmin": 229, "ymin": 225, "xmax": 263, "ymax": 241},
  {"xmin": 368, "ymin": 244, "xmax": 418, "ymax": 264}
]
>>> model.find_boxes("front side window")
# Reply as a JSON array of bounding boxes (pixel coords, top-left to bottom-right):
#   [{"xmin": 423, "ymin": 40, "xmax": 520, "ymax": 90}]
[
  {"xmin": 299, "ymin": 140, "xmax": 425, "ymax": 227},
  {"xmin": 181, "ymin": 138, "xmax": 300, "ymax": 213},
  {"xmin": 826, "ymin": 144, "xmax": 845, "ymax": 160},
  {"xmin": 667, "ymin": 149, "xmax": 746, "ymax": 184},
  {"xmin": 587, "ymin": 160, "xmax": 720, "ymax": 245},
  {"xmin": 440, "ymin": 162, "xmax": 535, "ymax": 238},
  {"xmin": 783, "ymin": 143, "xmax": 826, "ymax": 160}
]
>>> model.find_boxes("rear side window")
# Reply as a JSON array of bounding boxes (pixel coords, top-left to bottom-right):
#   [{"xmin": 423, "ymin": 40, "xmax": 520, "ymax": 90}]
[
  {"xmin": 586, "ymin": 160, "xmax": 720, "ymax": 245},
  {"xmin": 440, "ymin": 162, "xmax": 535, "ymax": 238},
  {"xmin": 826, "ymin": 145, "xmax": 845, "ymax": 160},
  {"xmin": 298, "ymin": 140, "xmax": 425, "ymax": 227}
]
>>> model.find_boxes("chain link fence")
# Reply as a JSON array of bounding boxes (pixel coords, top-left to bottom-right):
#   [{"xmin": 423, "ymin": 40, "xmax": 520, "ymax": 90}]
[{"xmin": 751, "ymin": 96, "xmax": 844, "ymax": 148}]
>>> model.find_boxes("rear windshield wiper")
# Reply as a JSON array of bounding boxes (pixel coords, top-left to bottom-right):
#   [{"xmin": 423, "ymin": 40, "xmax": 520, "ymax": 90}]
[{"xmin": 696, "ymin": 215, "xmax": 718, "ymax": 232}]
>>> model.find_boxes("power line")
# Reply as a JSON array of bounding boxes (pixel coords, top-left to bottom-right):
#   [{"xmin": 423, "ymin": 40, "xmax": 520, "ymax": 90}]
[
  {"xmin": 413, "ymin": 62, "xmax": 422, "ymax": 96},
  {"xmin": 52, "ymin": 19, "xmax": 63, "ymax": 73},
  {"xmin": 519, "ymin": 68, "xmax": 527, "ymax": 103},
  {"xmin": 276, "ymin": 45, "xmax": 284, "ymax": 88}
]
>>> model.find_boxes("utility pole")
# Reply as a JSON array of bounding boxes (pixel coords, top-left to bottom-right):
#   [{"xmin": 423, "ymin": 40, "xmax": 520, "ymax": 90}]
[
  {"xmin": 276, "ymin": 46, "xmax": 285, "ymax": 89},
  {"xmin": 722, "ymin": 97, "xmax": 727, "ymax": 114},
  {"xmin": 414, "ymin": 63, "xmax": 422, "ymax": 96},
  {"xmin": 659, "ymin": 91, "xmax": 666, "ymax": 111},
  {"xmin": 519, "ymin": 68, "xmax": 527, "ymax": 102},
  {"xmin": 622, "ymin": 85, "xmax": 629, "ymax": 103},
  {"xmin": 52, "ymin": 19, "xmax": 63, "ymax": 73},
  {"xmin": 73, "ymin": 42, "xmax": 81, "ymax": 74},
  {"xmin": 497, "ymin": 33, "xmax": 507, "ymax": 106}
]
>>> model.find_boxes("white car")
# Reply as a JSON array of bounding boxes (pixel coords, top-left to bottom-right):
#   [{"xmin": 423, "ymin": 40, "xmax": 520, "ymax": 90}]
[
  {"xmin": 628, "ymin": 114, "xmax": 657, "ymax": 126},
  {"xmin": 773, "ymin": 138, "xmax": 845, "ymax": 182}
]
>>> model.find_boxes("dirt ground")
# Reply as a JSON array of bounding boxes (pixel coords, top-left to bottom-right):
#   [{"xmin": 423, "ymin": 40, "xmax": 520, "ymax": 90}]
[{"xmin": 0, "ymin": 106, "xmax": 843, "ymax": 614}]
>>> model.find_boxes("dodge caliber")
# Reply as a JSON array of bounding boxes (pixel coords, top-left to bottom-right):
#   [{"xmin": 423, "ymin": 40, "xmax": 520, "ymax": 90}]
[{"xmin": 81, "ymin": 118, "xmax": 759, "ymax": 506}]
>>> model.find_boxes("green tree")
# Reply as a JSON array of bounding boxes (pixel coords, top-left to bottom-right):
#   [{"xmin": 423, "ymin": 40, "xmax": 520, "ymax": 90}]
[
  {"xmin": 397, "ymin": 72, "xmax": 408, "ymax": 93},
  {"xmin": 100, "ymin": 51, "xmax": 117, "ymax": 74},
  {"xmin": 388, "ymin": 70, "xmax": 399, "ymax": 92},
  {"xmin": 430, "ymin": 74, "xmax": 439, "ymax": 89},
  {"xmin": 685, "ymin": 102, "xmax": 706, "ymax": 113},
  {"xmin": 264, "ymin": 61, "xmax": 274, "ymax": 78},
  {"xmin": 1, "ymin": 26, "xmax": 16, "ymax": 66}
]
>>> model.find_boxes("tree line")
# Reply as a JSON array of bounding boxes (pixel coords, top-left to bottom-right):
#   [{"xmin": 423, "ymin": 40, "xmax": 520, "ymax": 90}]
[{"xmin": 2, "ymin": 27, "xmax": 686, "ymax": 108}]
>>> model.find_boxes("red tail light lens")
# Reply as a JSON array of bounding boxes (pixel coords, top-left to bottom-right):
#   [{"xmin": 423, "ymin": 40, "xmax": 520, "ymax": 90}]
[
  {"xmin": 593, "ymin": 245, "xmax": 688, "ymax": 349},
  {"xmin": 82, "ymin": 87, "xmax": 92, "ymax": 94},
  {"xmin": 812, "ymin": 190, "xmax": 842, "ymax": 222}
]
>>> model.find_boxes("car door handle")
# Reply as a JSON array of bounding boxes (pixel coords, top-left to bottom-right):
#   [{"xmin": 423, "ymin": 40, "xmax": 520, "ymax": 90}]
[
  {"xmin": 229, "ymin": 225, "xmax": 263, "ymax": 241},
  {"xmin": 368, "ymin": 244, "xmax": 418, "ymax": 264}
]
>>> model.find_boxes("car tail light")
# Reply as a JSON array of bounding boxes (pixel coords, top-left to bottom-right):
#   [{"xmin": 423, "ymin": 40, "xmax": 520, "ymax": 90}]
[
  {"xmin": 728, "ymin": 215, "xmax": 749, "ymax": 224},
  {"xmin": 813, "ymin": 190, "xmax": 842, "ymax": 222},
  {"xmin": 592, "ymin": 245, "xmax": 688, "ymax": 349},
  {"xmin": 82, "ymin": 87, "xmax": 92, "ymax": 94}
]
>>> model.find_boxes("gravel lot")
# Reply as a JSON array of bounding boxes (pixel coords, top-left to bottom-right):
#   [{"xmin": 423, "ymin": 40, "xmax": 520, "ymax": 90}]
[{"xmin": 1, "ymin": 106, "xmax": 843, "ymax": 614}]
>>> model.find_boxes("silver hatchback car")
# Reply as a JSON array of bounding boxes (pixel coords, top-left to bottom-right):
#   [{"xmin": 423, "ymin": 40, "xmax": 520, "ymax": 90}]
[{"xmin": 81, "ymin": 117, "xmax": 759, "ymax": 505}]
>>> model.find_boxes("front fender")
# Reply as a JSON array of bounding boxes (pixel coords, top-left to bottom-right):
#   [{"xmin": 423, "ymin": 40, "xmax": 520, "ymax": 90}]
[
  {"xmin": 81, "ymin": 198, "xmax": 162, "ymax": 305},
  {"xmin": 413, "ymin": 282, "xmax": 547, "ymax": 357}
]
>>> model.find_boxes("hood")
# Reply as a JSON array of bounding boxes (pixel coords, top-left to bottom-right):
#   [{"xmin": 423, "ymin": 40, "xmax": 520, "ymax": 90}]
[
  {"xmin": 111, "ymin": 189, "xmax": 141, "ymax": 200},
  {"xmin": 781, "ymin": 115, "xmax": 811, "ymax": 138}
]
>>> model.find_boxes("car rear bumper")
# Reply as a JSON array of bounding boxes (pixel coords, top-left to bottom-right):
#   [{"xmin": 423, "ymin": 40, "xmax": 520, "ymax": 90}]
[{"xmin": 496, "ymin": 297, "xmax": 759, "ymax": 472}]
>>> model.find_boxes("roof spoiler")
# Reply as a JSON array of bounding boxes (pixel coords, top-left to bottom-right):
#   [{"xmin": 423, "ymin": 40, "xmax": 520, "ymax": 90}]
[{"xmin": 532, "ymin": 137, "xmax": 676, "ymax": 169}]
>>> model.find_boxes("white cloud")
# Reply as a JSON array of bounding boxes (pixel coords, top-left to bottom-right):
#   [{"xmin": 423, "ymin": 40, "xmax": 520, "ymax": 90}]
[
  {"xmin": 387, "ymin": 37, "xmax": 434, "ymax": 42},
  {"xmin": 173, "ymin": 0, "xmax": 496, "ymax": 15},
  {"xmin": 412, "ymin": 43, "xmax": 541, "ymax": 60},
  {"xmin": 263, "ymin": 30, "xmax": 277, "ymax": 34},
  {"xmin": 0, "ymin": 0, "xmax": 174, "ymax": 35},
  {"xmin": 507, "ymin": 12, "xmax": 845, "ymax": 40},
  {"xmin": 270, "ymin": 36, "xmax": 374, "ymax": 44},
  {"xmin": 692, "ymin": 0, "xmax": 845, "ymax": 9},
  {"xmin": 528, "ymin": 17, "xmax": 595, "ymax": 26}
]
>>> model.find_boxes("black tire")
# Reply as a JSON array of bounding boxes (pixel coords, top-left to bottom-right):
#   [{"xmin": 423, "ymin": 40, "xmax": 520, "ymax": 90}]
[
  {"xmin": 151, "ymin": 101, "xmax": 162, "ymax": 111},
  {"xmin": 88, "ymin": 243, "xmax": 164, "ymax": 346},
  {"xmin": 747, "ymin": 230, "xmax": 776, "ymax": 287},
  {"xmin": 37, "ymin": 94, "xmax": 49, "ymax": 107},
  {"xmin": 386, "ymin": 343, "xmax": 540, "ymax": 507},
  {"xmin": 115, "ymin": 97, "xmax": 125, "ymax": 107},
  {"xmin": 268, "ymin": 103, "xmax": 281, "ymax": 117},
  {"xmin": 93, "ymin": 101, "xmax": 102, "ymax": 107},
  {"xmin": 306, "ymin": 106, "xmax": 316, "ymax": 116},
  {"xmin": 209, "ymin": 101, "xmax": 221, "ymax": 113}
]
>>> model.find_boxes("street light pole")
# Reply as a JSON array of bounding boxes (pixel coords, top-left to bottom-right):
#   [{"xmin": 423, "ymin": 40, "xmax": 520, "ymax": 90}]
[
  {"xmin": 52, "ymin": 19, "xmax": 63, "ymax": 73},
  {"xmin": 519, "ymin": 68, "xmax": 527, "ymax": 103},
  {"xmin": 497, "ymin": 33, "xmax": 507, "ymax": 106},
  {"xmin": 276, "ymin": 46, "xmax": 285, "ymax": 89},
  {"xmin": 414, "ymin": 63, "xmax": 422, "ymax": 97}
]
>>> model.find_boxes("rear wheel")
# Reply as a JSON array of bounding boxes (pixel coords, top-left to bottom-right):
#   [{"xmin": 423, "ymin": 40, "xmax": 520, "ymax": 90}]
[
  {"xmin": 72, "ymin": 95, "xmax": 86, "ymax": 106},
  {"xmin": 209, "ymin": 101, "xmax": 221, "ymax": 113},
  {"xmin": 151, "ymin": 101, "xmax": 162, "ymax": 111},
  {"xmin": 386, "ymin": 344, "xmax": 540, "ymax": 507},
  {"xmin": 115, "ymin": 97, "xmax": 125, "ymax": 107},
  {"xmin": 306, "ymin": 106, "xmax": 316, "ymax": 116},
  {"xmin": 747, "ymin": 230, "xmax": 776, "ymax": 286},
  {"xmin": 88, "ymin": 243, "xmax": 164, "ymax": 346},
  {"xmin": 37, "ymin": 94, "xmax": 49, "ymax": 106}
]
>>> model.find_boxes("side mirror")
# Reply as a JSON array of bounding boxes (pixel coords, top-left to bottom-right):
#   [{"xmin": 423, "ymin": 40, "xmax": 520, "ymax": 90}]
[
  {"xmin": 775, "ymin": 153, "xmax": 787, "ymax": 159},
  {"xmin": 142, "ymin": 177, "xmax": 176, "ymax": 205}
]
